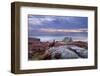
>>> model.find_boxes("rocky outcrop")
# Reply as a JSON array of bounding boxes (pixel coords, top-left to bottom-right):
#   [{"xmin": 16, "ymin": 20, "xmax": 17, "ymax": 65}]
[
  {"xmin": 68, "ymin": 46, "xmax": 88, "ymax": 58},
  {"xmin": 28, "ymin": 37, "xmax": 88, "ymax": 60},
  {"xmin": 67, "ymin": 41, "xmax": 88, "ymax": 49},
  {"xmin": 42, "ymin": 45, "xmax": 88, "ymax": 60},
  {"xmin": 62, "ymin": 37, "xmax": 73, "ymax": 44}
]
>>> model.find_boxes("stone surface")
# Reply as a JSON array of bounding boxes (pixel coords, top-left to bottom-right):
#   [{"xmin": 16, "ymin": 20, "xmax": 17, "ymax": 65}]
[{"xmin": 46, "ymin": 45, "xmax": 87, "ymax": 59}]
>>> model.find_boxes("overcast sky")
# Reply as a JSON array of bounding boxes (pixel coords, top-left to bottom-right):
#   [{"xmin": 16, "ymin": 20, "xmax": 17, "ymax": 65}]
[{"xmin": 28, "ymin": 15, "xmax": 88, "ymax": 36}]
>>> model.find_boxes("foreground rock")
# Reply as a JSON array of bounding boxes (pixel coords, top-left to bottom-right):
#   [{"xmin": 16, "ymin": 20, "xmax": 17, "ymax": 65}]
[
  {"xmin": 42, "ymin": 45, "xmax": 88, "ymax": 60},
  {"xmin": 28, "ymin": 37, "xmax": 88, "ymax": 60},
  {"xmin": 68, "ymin": 45, "xmax": 88, "ymax": 58}
]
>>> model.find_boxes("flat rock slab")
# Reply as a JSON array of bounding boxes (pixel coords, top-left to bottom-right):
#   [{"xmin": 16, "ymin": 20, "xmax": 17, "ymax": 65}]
[{"xmin": 47, "ymin": 45, "xmax": 88, "ymax": 59}]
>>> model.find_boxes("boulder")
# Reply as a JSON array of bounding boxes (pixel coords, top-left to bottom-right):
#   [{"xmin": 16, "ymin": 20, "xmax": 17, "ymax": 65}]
[
  {"xmin": 62, "ymin": 37, "xmax": 73, "ymax": 44},
  {"xmin": 47, "ymin": 46, "xmax": 79, "ymax": 59},
  {"xmin": 68, "ymin": 45, "xmax": 88, "ymax": 58}
]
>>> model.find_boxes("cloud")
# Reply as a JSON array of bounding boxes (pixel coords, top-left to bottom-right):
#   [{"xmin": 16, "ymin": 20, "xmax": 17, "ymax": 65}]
[
  {"xmin": 28, "ymin": 15, "xmax": 88, "ymax": 34},
  {"xmin": 39, "ymin": 28, "xmax": 87, "ymax": 33},
  {"xmin": 28, "ymin": 15, "xmax": 55, "ymax": 25}
]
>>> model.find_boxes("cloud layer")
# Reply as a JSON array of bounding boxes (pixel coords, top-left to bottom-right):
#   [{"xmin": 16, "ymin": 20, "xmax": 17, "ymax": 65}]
[
  {"xmin": 28, "ymin": 15, "xmax": 88, "ymax": 36},
  {"xmin": 39, "ymin": 28, "xmax": 87, "ymax": 33}
]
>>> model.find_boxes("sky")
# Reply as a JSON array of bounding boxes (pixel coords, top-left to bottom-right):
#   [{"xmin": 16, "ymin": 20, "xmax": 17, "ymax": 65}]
[{"xmin": 28, "ymin": 15, "xmax": 88, "ymax": 36}]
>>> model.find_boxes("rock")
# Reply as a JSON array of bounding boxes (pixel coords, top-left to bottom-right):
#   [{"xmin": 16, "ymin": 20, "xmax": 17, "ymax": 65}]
[
  {"xmin": 67, "ymin": 41, "xmax": 88, "ymax": 49},
  {"xmin": 54, "ymin": 53, "xmax": 61, "ymax": 59},
  {"xmin": 62, "ymin": 37, "xmax": 73, "ymax": 44},
  {"xmin": 42, "ymin": 53, "xmax": 52, "ymax": 60},
  {"xmin": 30, "ymin": 43, "xmax": 88, "ymax": 60},
  {"xmin": 47, "ymin": 46, "xmax": 79, "ymax": 59},
  {"xmin": 68, "ymin": 45, "xmax": 88, "ymax": 58},
  {"xmin": 39, "ymin": 50, "xmax": 52, "ymax": 60}
]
